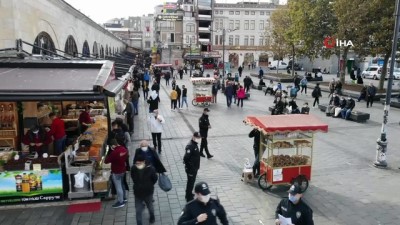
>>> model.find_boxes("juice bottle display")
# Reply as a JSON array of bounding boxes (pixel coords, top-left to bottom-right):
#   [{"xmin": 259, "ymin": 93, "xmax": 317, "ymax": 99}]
[
  {"xmin": 21, "ymin": 173, "xmax": 30, "ymax": 193},
  {"xmin": 36, "ymin": 176, "xmax": 42, "ymax": 191},
  {"xmin": 15, "ymin": 174, "xmax": 22, "ymax": 192},
  {"xmin": 29, "ymin": 173, "xmax": 37, "ymax": 191}
]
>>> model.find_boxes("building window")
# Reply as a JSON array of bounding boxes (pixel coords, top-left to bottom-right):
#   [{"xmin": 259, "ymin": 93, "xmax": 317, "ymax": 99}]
[
  {"xmin": 145, "ymin": 32, "xmax": 150, "ymax": 37},
  {"xmin": 259, "ymin": 37, "xmax": 264, "ymax": 46},
  {"xmin": 235, "ymin": 35, "xmax": 240, "ymax": 45},
  {"xmin": 250, "ymin": 20, "xmax": 255, "ymax": 30},
  {"xmin": 170, "ymin": 33, "xmax": 175, "ymax": 42},
  {"xmin": 245, "ymin": 11, "xmax": 249, "ymax": 15},
  {"xmin": 229, "ymin": 11, "xmax": 234, "ymax": 15},
  {"xmin": 186, "ymin": 35, "xmax": 189, "ymax": 43},
  {"xmin": 235, "ymin": 20, "xmax": 240, "ymax": 30},
  {"xmin": 235, "ymin": 11, "xmax": 240, "ymax": 15},
  {"xmin": 251, "ymin": 11, "xmax": 255, "ymax": 15},
  {"xmin": 229, "ymin": 35, "xmax": 233, "ymax": 45},
  {"xmin": 215, "ymin": 35, "xmax": 219, "ymax": 45},
  {"xmin": 186, "ymin": 24, "xmax": 195, "ymax": 32},
  {"xmin": 220, "ymin": 35, "xmax": 223, "ymax": 45},
  {"xmin": 250, "ymin": 36, "xmax": 255, "ymax": 46},
  {"xmin": 229, "ymin": 20, "xmax": 234, "ymax": 30},
  {"xmin": 220, "ymin": 10, "xmax": 223, "ymax": 14},
  {"xmin": 215, "ymin": 11, "xmax": 218, "ymax": 14},
  {"xmin": 145, "ymin": 41, "xmax": 151, "ymax": 48},
  {"xmin": 244, "ymin": 36, "xmax": 249, "ymax": 46},
  {"xmin": 265, "ymin": 11, "xmax": 270, "ymax": 15},
  {"xmin": 215, "ymin": 20, "xmax": 219, "ymax": 29},
  {"xmin": 259, "ymin": 21, "xmax": 264, "ymax": 30},
  {"xmin": 260, "ymin": 11, "xmax": 264, "ymax": 15},
  {"xmin": 244, "ymin": 20, "xmax": 249, "ymax": 30}
]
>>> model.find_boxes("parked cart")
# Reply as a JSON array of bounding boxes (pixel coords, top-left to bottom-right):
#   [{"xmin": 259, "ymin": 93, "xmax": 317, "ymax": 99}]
[
  {"xmin": 244, "ymin": 114, "xmax": 328, "ymax": 193},
  {"xmin": 191, "ymin": 77, "xmax": 215, "ymax": 106}
]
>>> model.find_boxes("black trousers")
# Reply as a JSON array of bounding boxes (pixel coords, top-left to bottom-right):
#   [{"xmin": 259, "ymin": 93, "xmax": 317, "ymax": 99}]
[
  {"xmin": 313, "ymin": 97, "xmax": 320, "ymax": 107},
  {"xmin": 185, "ymin": 171, "xmax": 197, "ymax": 202},
  {"xmin": 126, "ymin": 114, "xmax": 133, "ymax": 133},
  {"xmin": 367, "ymin": 96, "xmax": 374, "ymax": 107},
  {"xmin": 151, "ymin": 132, "xmax": 162, "ymax": 152},
  {"xmin": 200, "ymin": 137, "xmax": 211, "ymax": 156},
  {"xmin": 301, "ymin": 86, "xmax": 307, "ymax": 94},
  {"xmin": 171, "ymin": 100, "xmax": 177, "ymax": 109}
]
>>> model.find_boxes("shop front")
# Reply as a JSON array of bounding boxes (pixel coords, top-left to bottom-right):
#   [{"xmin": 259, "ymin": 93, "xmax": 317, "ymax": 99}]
[{"xmin": 0, "ymin": 60, "xmax": 129, "ymax": 204}]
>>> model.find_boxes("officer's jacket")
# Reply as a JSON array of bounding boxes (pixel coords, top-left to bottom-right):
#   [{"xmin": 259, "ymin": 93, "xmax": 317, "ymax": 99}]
[
  {"xmin": 275, "ymin": 198, "xmax": 314, "ymax": 225},
  {"xmin": 178, "ymin": 198, "xmax": 229, "ymax": 225}
]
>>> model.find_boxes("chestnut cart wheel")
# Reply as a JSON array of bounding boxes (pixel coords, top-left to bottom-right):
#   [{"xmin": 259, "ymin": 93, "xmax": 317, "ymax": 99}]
[{"xmin": 258, "ymin": 173, "xmax": 272, "ymax": 190}]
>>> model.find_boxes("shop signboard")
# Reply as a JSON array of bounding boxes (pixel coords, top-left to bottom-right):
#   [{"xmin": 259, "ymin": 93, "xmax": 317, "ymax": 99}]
[
  {"xmin": 0, "ymin": 168, "xmax": 63, "ymax": 205},
  {"xmin": 157, "ymin": 15, "xmax": 183, "ymax": 21}
]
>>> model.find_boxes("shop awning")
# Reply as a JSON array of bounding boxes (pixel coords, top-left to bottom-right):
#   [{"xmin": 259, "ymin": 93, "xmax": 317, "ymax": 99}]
[
  {"xmin": 191, "ymin": 77, "xmax": 215, "ymax": 84},
  {"xmin": 184, "ymin": 54, "xmax": 203, "ymax": 60},
  {"xmin": 103, "ymin": 74, "xmax": 130, "ymax": 97},
  {"xmin": 244, "ymin": 115, "xmax": 328, "ymax": 134}
]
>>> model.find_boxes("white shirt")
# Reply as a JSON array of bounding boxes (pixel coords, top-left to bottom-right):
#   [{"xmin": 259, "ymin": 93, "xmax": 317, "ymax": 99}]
[{"xmin": 148, "ymin": 114, "xmax": 165, "ymax": 133}]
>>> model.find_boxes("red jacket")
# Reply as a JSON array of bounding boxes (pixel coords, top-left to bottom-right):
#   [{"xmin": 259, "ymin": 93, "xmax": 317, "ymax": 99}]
[
  {"xmin": 22, "ymin": 129, "xmax": 51, "ymax": 153},
  {"xmin": 78, "ymin": 111, "xmax": 91, "ymax": 125},
  {"xmin": 237, "ymin": 88, "xmax": 246, "ymax": 99},
  {"xmin": 105, "ymin": 145, "xmax": 128, "ymax": 174},
  {"xmin": 48, "ymin": 117, "xmax": 66, "ymax": 140}
]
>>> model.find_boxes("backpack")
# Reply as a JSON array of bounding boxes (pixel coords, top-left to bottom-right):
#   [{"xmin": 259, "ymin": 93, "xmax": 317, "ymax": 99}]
[{"xmin": 312, "ymin": 88, "xmax": 318, "ymax": 98}]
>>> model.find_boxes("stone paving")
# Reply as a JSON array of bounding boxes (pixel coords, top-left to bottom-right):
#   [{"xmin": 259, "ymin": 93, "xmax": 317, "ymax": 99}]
[{"xmin": 1, "ymin": 69, "xmax": 400, "ymax": 225}]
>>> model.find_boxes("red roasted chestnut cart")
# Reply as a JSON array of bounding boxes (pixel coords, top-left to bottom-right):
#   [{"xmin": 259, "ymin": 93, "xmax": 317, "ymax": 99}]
[
  {"xmin": 244, "ymin": 114, "xmax": 328, "ymax": 192},
  {"xmin": 191, "ymin": 77, "xmax": 215, "ymax": 106}
]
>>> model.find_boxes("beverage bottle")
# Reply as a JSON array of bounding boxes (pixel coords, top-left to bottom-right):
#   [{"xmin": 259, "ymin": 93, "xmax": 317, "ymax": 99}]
[
  {"xmin": 15, "ymin": 174, "xmax": 22, "ymax": 192},
  {"xmin": 36, "ymin": 176, "xmax": 42, "ymax": 191}
]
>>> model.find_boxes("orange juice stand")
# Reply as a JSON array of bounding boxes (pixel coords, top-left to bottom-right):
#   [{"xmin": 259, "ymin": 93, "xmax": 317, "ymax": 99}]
[{"xmin": 244, "ymin": 114, "xmax": 328, "ymax": 193}]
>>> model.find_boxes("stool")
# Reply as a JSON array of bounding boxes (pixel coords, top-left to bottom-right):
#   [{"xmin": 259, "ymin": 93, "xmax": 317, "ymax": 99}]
[{"xmin": 241, "ymin": 169, "xmax": 254, "ymax": 183}]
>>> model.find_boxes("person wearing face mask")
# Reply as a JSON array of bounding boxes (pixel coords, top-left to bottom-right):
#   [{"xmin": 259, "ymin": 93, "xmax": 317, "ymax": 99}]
[
  {"xmin": 183, "ymin": 132, "xmax": 202, "ymax": 202},
  {"xmin": 178, "ymin": 182, "xmax": 229, "ymax": 225},
  {"xmin": 275, "ymin": 184, "xmax": 314, "ymax": 225},
  {"xmin": 133, "ymin": 140, "xmax": 166, "ymax": 174},
  {"xmin": 23, "ymin": 125, "xmax": 51, "ymax": 157},
  {"xmin": 130, "ymin": 154, "xmax": 158, "ymax": 225},
  {"xmin": 148, "ymin": 109, "xmax": 165, "ymax": 154}
]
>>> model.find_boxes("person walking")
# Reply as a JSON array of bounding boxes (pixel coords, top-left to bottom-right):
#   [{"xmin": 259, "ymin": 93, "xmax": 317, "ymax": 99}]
[
  {"xmin": 248, "ymin": 128, "xmax": 260, "ymax": 177},
  {"xmin": 300, "ymin": 76, "xmax": 308, "ymax": 95},
  {"xmin": 170, "ymin": 87, "xmax": 178, "ymax": 111},
  {"xmin": 238, "ymin": 65, "xmax": 243, "ymax": 77},
  {"xmin": 105, "ymin": 139, "xmax": 129, "ymax": 208},
  {"xmin": 183, "ymin": 132, "xmax": 202, "ymax": 202},
  {"xmin": 258, "ymin": 67, "xmax": 264, "ymax": 79},
  {"xmin": 142, "ymin": 82, "xmax": 149, "ymax": 100},
  {"xmin": 199, "ymin": 108, "xmax": 213, "ymax": 159},
  {"xmin": 236, "ymin": 85, "xmax": 246, "ymax": 108},
  {"xmin": 130, "ymin": 154, "xmax": 158, "ymax": 225},
  {"xmin": 366, "ymin": 82, "xmax": 377, "ymax": 108},
  {"xmin": 232, "ymin": 82, "xmax": 238, "ymax": 104},
  {"xmin": 312, "ymin": 83, "xmax": 322, "ymax": 108},
  {"xmin": 148, "ymin": 109, "xmax": 165, "ymax": 154},
  {"xmin": 123, "ymin": 99, "xmax": 134, "ymax": 134},
  {"xmin": 151, "ymin": 80, "xmax": 160, "ymax": 94},
  {"xmin": 133, "ymin": 140, "xmax": 166, "ymax": 173},
  {"xmin": 211, "ymin": 81, "xmax": 219, "ymax": 103},
  {"xmin": 178, "ymin": 182, "xmax": 229, "ymax": 225},
  {"xmin": 131, "ymin": 89, "xmax": 140, "ymax": 115},
  {"xmin": 275, "ymin": 184, "xmax": 314, "ymax": 225},
  {"xmin": 179, "ymin": 67, "xmax": 184, "ymax": 80},
  {"xmin": 181, "ymin": 85, "xmax": 189, "ymax": 109},
  {"xmin": 165, "ymin": 72, "xmax": 171, "ymax": 86},
  {"xmin": 46, "ymin": 112, "xmax": 66, "ymax": 155},
  {"xmin": 147, "ymin": 90, "xmax": 160, "ymax": 113},
  {"xmin": 143, "ymin": 68, "xmax": 151, "ymax": 87},
  {"xmin": 225, "ymin": 81, "xmax": 234, "ymax": 107},
  {"xmin": 176, "ymin": 85, "xmax": 182, "ymax": 109}
]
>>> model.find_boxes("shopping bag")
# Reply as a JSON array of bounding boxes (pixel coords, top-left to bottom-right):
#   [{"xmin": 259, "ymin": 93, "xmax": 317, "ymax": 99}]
[{"xmin": 158, "ymin": 173, "xmax": 172, "ymax": 192}]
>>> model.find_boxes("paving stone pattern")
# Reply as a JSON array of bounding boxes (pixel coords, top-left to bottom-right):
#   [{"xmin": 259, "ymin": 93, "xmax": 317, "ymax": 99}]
[{"xmin": 1, "ymin": 69, "xmax": 400, "ymax": 225}]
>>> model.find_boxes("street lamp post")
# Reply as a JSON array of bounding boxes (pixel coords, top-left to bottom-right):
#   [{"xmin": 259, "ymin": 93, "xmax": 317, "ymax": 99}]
[
  {"xmin": 209, "ymin": 26, "xmax": 237, "ymax": 78},
  {"xmin": 373, "ymin": 0, "xmax": 400, "ymax": 168},
  {"xmin": 189, "ymin": 37, "xmax": 192, "ymax": 77}
]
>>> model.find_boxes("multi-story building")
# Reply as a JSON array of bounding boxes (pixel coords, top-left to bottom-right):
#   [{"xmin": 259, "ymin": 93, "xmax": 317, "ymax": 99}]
[
  {"xmin": 104, "ymin": 17, "xmax": 143, "ymax": 49},
  {"xmin": 212, "ymin": 1, "xmax": 278, "ymax": 68},
  {"xmin": 154, "ymin": 3, "xmax": 184, "ymax": 65},
  {"xmin": 141, "ymin": 14, "xmax": 156, "ymax": 51}
]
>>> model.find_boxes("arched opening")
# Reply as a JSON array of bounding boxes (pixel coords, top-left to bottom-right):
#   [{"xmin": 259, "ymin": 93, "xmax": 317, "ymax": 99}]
[
  {"xmin": 105, "ymin": 44, "xmax": 109, "ymax": 56},
  {"xmin": 112, "ymin": 47, "xmax": 115, "ymax": 55},
  {"xmin": 92, "ymin": 41, "xmax": 99, "ymax": 58},
  {"xmin": 32, "ymin": 32, "xmax": 56, "ymax": 55},
  {"xmin": 82, "ymin": 41, "xmax": 90, "ymax": 57},
  {"xmin": 100, "ymin": 45, "xmax": 104, "ymax": 58},
  {"xmin": 109, "ymin": 46, "xmax": 112, "ymax": 56},
  {"xmin": 64, "ymin": 35, "xmax": 78, "ymax": 57}
]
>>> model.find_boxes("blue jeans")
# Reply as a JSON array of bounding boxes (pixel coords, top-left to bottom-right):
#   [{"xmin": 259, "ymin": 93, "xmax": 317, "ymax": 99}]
[
  {"xmin": 135, "ymin": 194, "xmax": 155, "ymax": 225},
  {"xmin": 54, "ymin": 135, "xmax": 66, "ymax": 155},
  {"xmin": 132, "ymin": 100, "xmax": 138, "ymax": 114},
  {"xmin": 112, "ymin": 173, "xmax": 126, "ymax": 204},
  {"xmin": 341, "ymin": 108, "xmax": 352, "ymax": 120},
  {"xmin": 226, "ymin": 95, "xmax": 232, "ymax": 107},
  {"xmin": 182, "ymin": 97, "xmax": 188, "ymax": 107}
]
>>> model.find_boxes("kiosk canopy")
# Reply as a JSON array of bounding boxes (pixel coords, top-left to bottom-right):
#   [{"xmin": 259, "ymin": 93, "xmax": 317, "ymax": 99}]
[{"xmin": 245, "ymin": 114, "xmax": 328, "ymax": 134}]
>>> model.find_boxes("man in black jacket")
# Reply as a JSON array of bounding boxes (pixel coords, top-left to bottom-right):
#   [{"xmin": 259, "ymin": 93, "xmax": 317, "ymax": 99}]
[
  {"xmin": 131, "ymin": 154, "xmax": 158, "ymax": 225},
  {"xmin": 199, "ymin": 108, "xmax": 213, "ymax": 158},
  {"xmin": 178, "ymin": 182, "xmax": 229, "ymax": 225},
  {"xmin": 341, "ymin": 97, "xmax": 356, "ymax": 120},
  {"xmin": 275, "ymin": 184, "xmax": 314, "ymax": 225},
  {"xmin": 248, "ymin": 128, "xmax": 261, "ymax": 177},
  {"xmin": 366, "ymin": 82, "xmax": 377, "ymax": 108},
  {"xmin": 183, "ymin": 132, "xmax": 202, "ymax": 202},
  {"xmin": 176, "ymin": 85, "xmax": 182, "ymax": 109}
]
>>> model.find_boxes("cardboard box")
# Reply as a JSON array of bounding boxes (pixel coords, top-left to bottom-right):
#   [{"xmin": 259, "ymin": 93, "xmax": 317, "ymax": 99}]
[{"xmin": 93, "ymin": 179, "xmax": 109, "ymax": 193}]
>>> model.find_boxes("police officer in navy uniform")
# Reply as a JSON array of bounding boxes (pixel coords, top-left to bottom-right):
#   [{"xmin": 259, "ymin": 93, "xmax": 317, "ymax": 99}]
[
  {"xmin": 275, "ymin": 184, "xmax": 314, "ymax": 225},
  {"xmin": 178, "ymin": 182, "xmax": 229, "ymax": 225},
  {"xmin": 199, "ymin": 108, "xmax": 213, "ymax": 158},
  {"xmin": 183, "ymin": 132, "xmax": 202, "ymax": 202}
]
